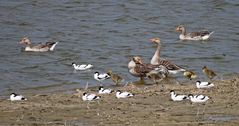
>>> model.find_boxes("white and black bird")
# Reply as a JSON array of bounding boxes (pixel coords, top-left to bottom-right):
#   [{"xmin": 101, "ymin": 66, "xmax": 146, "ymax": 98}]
[
  {"xmin": 116, "ymin": 90, "xmax": 134, "ymax": 99},
  {"xmin": 72, "ymin": 62, "xmax": 93, "ymax": 71},
  {"xmin": 94, "ymin": 71, "xmax": 110, "ymax": 84},
  {"xmin": 188, "ymin": 94, "xmax": 210, "ymax": 103},
  {"xmin": 196, "ymin": 81, "xmax": 214, "ymax": 89},
  {"xmin": 82, "ymin": 92, "xmax": 100, "ymax": 101},
  {"xmin": 170, "ymin": 90, "xmax": 188, "ymax": 101},
  {"xmin": 188, "ymin": 94, "xmax": 210, "ymax": 116},
  {"xmin": 98, "ymin": 86, "xmax": 113, "ymax": 94},
  {"xmin": 10, "ymin": 93, "xmax": 27, "ymax": 101}
]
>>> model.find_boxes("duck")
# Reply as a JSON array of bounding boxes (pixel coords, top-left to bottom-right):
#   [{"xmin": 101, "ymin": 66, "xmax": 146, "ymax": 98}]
[
  {"xmin": 176, "ymin": 25, "xmax": 214, "ymax": 41},
  {"xmin": 19, "ymin": 37, "xmax": 58, "ymax": 52},
  {"xmin": 94, "ymin": 71, "xmax": 111, "ymax": 84},
  {"xmin": 107, "ymin": 69, "xmax": 122, "ymax": 85},
  {"xmin": 128, "ymin": 56, "xmax": 169, "ymax": 81},
  {"xmin": 183, "ymin": 70, "xmax": 197, "ymax": 80},
  {"xmin": 82, "ymin": 92, "xmax": 100, "ymax": 101},
  {"xmin": 202, "ymin": 66, "xmax": 217, "ymax": 80},
  {"xmin": 170, "ymin": 90, "xmax": 188, "ymax": 101},
  {"xmin": 116, "ymin": 90, "xmax": 134, "ymax": 98},
  {"xmin": 10, "ymin": 93, "xmax": 27, "ymax": 101},
  {"xmin": 149, "ymin": 38, "xmax": 186, "ymax": 74},
  {"xmin": 98, "ymin": 86, "xmax": 113, "ymax": 94},
  {"xmin": 196, "ymin": 81, "xmax": 214, "ymax": 89},
  {"xmin": 72, "ymin": 62, "xmax": 93, "ymax": 71}
]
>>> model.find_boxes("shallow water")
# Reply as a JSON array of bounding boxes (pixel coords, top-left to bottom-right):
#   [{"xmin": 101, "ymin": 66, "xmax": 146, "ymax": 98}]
[{"xmin": 0, "ymin": 0, "xmax": 239, "ymax": 93}]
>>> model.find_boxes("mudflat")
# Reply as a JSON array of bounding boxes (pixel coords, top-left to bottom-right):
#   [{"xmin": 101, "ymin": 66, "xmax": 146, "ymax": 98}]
[{"xmin": 0, "ymin": 76, "xmax": 239, "ymax": 126}]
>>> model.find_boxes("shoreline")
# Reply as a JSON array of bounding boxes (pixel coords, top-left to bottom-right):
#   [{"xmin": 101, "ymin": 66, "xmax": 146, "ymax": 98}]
[{"xmin": 0, "ymin": 75, "xmax": 239, "ymax": 126}]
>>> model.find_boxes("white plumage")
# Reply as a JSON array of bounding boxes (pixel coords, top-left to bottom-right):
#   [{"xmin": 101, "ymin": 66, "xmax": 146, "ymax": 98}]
[
  {"xmin": 170, "ymin": 90, "xmax": 188, "ymax": 101},
  {"xmin": 82, "ymin": 93, "xmax": 100, "ymax": 101},
  {"xmin": 10, "ymin": 93, "xmax": 27, "ymax": 101},
  {"xmin": 94, "ymin": 71, "xmax": 110, "ymax": 82},
  {"xmin": 98, "ymin": 86, "xmax": 113, "ymax": 94},
  {"xmin": 116, "ymin": 90, "xmax": 134, "ymax": 99},
  {"xmin": 196, "ymin": 81, "xmax": 214, "ymax": 89},
  {"xmin": 72, "ymin": 62, "xmax": 93, "ymax": 70},
  {"xmin": 188, "ymin": 94, "xmax": 210, "ymax": 103}
]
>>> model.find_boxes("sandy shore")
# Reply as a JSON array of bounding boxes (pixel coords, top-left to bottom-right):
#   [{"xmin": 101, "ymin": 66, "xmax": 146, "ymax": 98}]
[{"xmin": 1, "ymin": 76, "xmax": 239, "ymax": 126}]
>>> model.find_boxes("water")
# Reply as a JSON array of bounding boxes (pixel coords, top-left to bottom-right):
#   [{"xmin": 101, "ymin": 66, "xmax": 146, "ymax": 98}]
[{"xmin": 0, "ymin": 0, "xmax": 239, "ymax": 93}]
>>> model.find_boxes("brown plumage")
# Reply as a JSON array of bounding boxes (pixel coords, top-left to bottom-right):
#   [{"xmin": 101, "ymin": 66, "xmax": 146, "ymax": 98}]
[
  {"xmin": 19, "ymin": 37, "xmax": 58, "ymax": 52},
  {"xmin": 202, "ymin": 66, "xmax": 217, "ymax": 79},
  {"xmin": 107, "ymin": 69, "xmax": 122, "ymax": 85},
  {"xmin": 176, "ymin": 25, "xmax": 214, "ymax": 41},
  {"xmin": 150, "ymin": 38, "xmax": 186, "ymax": 74},
  {"xmin": 128, "ymin": 56, "xmax": 169, "ymax": 81},
  {"xmin": 183, "ymin": 70, "xmax": 197, "ymax": 80}
]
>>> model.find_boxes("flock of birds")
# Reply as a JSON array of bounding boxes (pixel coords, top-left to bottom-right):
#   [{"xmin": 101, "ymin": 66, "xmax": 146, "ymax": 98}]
[{"xmin": 12, "ymin": 25, "xmax": 217, "ymax": 116}]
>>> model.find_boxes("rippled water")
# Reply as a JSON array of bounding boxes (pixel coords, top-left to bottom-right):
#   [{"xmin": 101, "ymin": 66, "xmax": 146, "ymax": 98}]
[{"xmin": 0, "ymin": 0, "xmax": 239, "ymax": 93}]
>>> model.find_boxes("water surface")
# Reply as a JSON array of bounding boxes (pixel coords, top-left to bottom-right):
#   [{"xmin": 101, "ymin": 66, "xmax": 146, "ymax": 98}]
[{"xmin": 0, "ymin": 0, "xmax": 238, "ymax": 93}]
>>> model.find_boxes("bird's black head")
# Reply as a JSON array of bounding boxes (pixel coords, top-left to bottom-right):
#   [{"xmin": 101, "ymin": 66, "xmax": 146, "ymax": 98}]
[
  {"xmin": 188, "ymin": 94, "xmax": 193, "ymax": 97},
  {"xmin": 170, "ymin": 90, "xmax": 174, "ymax": 93},
  {"xmin": 72, "ymin": 62, "xmax": 76, "ymax": 65},
  {"xmin": 11, "ymin": 93, "xmax": 17, "ymax": 96},
  {"xmin": 99, "ymin": 86, "xmax": 103, "ymax": 90},
  {"xmin": 83, "ymin": 92, "xmax": 87, "ymax": 96},
  {"xmin": 95, "ymin": 71, "xmax": 99, "ymax": 74},
  {"xmin": 196, "ymin": 80, "xmax": 201, "ymax": 83}
]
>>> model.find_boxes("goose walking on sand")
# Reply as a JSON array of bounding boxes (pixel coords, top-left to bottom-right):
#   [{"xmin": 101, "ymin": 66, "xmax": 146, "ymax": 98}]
[
  {"xmin": 19, "ymin": 37, "xmax": 58, "ymax": 52},
  {"xmin": 149, "ymin": 38, "xmax": 186, "ymax": 74},
  {"xmin": 176, "ymin": 25, "xmax": 214, "ymax": 41}
]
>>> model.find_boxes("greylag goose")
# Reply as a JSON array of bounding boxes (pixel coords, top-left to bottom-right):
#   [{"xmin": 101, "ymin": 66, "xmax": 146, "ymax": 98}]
[
  {"xmin": 176, "ymin": 25, "xmax": 214, "ymax": 41},
  {"xmin": 19, "ymin": 37, "xmax": 58, "ymax": 52},
  {"xmin": 150, "ymin": 38, "xmax": 186, "ymax": 74},
  {"xmin": 128, "ymin": 56, "xmax": 169, "ymax": 80}
]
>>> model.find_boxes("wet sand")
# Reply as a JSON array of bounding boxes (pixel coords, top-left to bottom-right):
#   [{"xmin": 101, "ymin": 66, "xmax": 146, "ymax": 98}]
[{"xmin": 0, "ymin": 76, "xmax": 239, "ymax": 126}]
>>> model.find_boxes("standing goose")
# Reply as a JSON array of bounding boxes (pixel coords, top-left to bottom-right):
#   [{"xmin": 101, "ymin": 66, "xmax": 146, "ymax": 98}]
[
  {"xmin": 176, "ymin": 25, "xmax": 214, "ymax": 41},
  {"xmin": 19, "ymin": 37, "xmax": 58, "ymax": 52},
  {"xmin": 128, "ymin": 56, "xmax": 169, "ymax": 81},
  {"xmin": 150, "ymin": 38, "xmax": 186, "ymax": 74}
]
